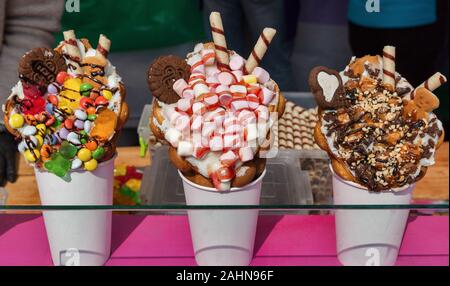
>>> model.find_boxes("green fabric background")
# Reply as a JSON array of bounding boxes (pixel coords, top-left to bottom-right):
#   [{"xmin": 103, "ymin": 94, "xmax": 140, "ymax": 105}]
[{"xmin": 55, "ymin": 0, "xmax": 205, "ymax": 51}]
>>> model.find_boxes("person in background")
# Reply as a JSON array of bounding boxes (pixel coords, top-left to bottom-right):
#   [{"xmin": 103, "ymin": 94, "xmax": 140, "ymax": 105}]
[
  {"xmin": 0, "ymin": 0, "xmax": 64, "ymax": 186},
  {"xmin": 347, "ymin": 0, "xmax": 448, "ymax": 87},
  {"xmin": 202, "ymin": 0, "xmax": 296, "ymax": 91}
]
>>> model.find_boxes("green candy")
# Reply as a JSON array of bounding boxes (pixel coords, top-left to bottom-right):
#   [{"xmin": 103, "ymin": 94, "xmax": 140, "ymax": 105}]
[
  {"xmin": 52, "ymin": 119, "xmax": 61, "ymax": 128},
  {"xmin": 59, "ymin": 141, "xmax": 78, "ymax": 159},
  {"xmin": 81, "ymin": 91, "xmax": 91, "ymax": 97},
  {"xmin": 44, "ymin": 153, "xmax": 71, "ymax": 178},
  {"xmin": 87, "ymin": 114, "xmax": 97, "ymax": 121},
  {"xmin": 92, "ymin": 147, "xmax": 105, "ymax": 160},
  {"xmin": 80, "ymin": 138, "xmax": 87, "ymax": 144},
  {"xmin": 80, "ymin": 83, "xmax": 93, "ymax": 93},
  {"xmin": 79, "ymin": 130, "xmax": 87, "ymax": 136}
]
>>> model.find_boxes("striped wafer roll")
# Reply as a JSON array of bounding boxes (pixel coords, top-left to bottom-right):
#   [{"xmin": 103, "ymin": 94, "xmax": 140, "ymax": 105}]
[
  {"xmin": 245, "ymin": 28, "xmax": 277, "ymax": 74},
  {"xmin": 418, "ymin": 72, "xmax": 447, "ymax": 91},
  {"xmin": 62, "ymin": 30, "xmax": 83, "ymax": 74},
  {"xmin": 97, "ymin": 34, "xmax": 111, "ymax": 59},
  {"xmin": 209, "ymin": 12, "xmax": 229, "ymax": 70},
  {"xmin": 382, "ymin": 45, "xmax": 396, "ymax": 90}
]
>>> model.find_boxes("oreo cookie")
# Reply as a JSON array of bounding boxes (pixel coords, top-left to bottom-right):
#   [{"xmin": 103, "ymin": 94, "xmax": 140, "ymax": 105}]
[
  {"xmin": 147, "ymin": 55, "xmax": 190, "ymax": 104},
  {"xmin": 19, "ymin": 48, "xmax": 67, "ymax": 86}
]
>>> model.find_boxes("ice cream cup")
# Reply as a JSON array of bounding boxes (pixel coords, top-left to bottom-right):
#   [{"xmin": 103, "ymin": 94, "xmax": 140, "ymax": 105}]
[
  {"xmin": 179, "ymin": 169, "xmax": 266, "ymax": 266},
  {"xmin": 331, "ymin": 166, "xmax": 413, "ymax": 266},
  {"xmin": 35, "ymin": 156, "xmax": 116, "ymax": 266}
]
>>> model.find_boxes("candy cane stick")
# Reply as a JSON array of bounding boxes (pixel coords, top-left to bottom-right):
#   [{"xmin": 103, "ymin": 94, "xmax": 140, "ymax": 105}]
[
  {"xmin": 62, "ymin": 30, "xmax": 83, "ymax": 74},
  {"xmin": 382, "ymin": 45, "xmax": 396, "ymax": 90},
  {"xmin": 411, "ymin": 72, "xmax": 447, "ymax": 99},
  {"xmin": 209, "ymin": 12, "xmax": 229, "ymax": 70},
  {"xmin": 97, "ymin": 34, "xmax": 111, "ymax": 59},
  {"xmin": 244, "ymin": 28, "xmax": 277, "ymax": 74}
]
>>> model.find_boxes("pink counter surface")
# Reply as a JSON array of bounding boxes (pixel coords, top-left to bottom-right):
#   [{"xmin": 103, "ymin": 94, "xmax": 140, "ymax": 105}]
[{"xmin": 0, "ymin": 214, "xmax": 448, "ymax": 266}]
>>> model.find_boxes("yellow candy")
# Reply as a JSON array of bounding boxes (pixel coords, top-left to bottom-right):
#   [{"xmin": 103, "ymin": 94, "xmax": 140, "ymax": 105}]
[
  {"xmin": 64, "ymin": 78, "xmax": 82, "ymax": 92},
  {"xmin": 102, "ymin": 89, "xmax": 113, "ymax": 100},
  {"xmin": 36, "ymin": 124, "xmax": 46, "ymax": 136},
  {"xmin": 9, "ymin": 114, "xmax": 24, "ymax": 129},
  {"xmin": 24, "ymin": 149, "xmax": 40, "ymax": 162},
  {"xmin": 35, "ymin": 135, "xmax": 44, "ymax": 147},
  {"xmin": 243, "ymin": 74, "xmax": 257, "ymax": 84},
  {"xmin": 59, "ymin": 90, "xmax": 80, "ymax": 111},
  {"xmin": 84, "ymin": 159, "xmax": 98, "ymax": 171},
  {"xmin": 125, "ymin": 179, "xmax": 141, "ymax": 192},
  {"xmin": 77, "ymin": 148, "xmax": 92, "ymax": 162},
  {"xmin": 114, "ymin": 165, "xmax": 127, "ymax": 177}
]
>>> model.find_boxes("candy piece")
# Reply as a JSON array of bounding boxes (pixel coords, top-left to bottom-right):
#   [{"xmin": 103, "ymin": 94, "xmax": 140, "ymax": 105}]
[
  {"xmin": 191, "ymin": 115, "xmax": 203, "ymax": 132},
  {"xmin": 219, "ymin": 92, "xmax": 233, "ymax": 106},
  {"xmin": 47, "ymin": 94, "xmax": 58, "ymax": 106},
  {"xmin": 245, "ymin": 28, "xmax": 277, "ymax": 73},
  {"xmin": 79, "ymin": 97, "xmax": 94, "ymax": 110},
  {"xmin": 102, "ymin": 89, "xmax": 113, "ymax": 100},
  {"xmin": 90, "ymin": 108, "xmax": 117, "ymax": 142},
  {"xmin": 83, "ymin": 120, "xmax": 92, "ymax": 133},
  {"xmin": 35, "ymin": 135, "xmax": 44, "ymax": 147},
  {"xmin": 67, "ymin": 132, "xmax": 81, "ymax": 145},
  {"xmin": 220, "ymin": 150, "xmax": 238, "ymax": 166},
  {"xmin": 209, "ymin": 136, "xmax": 223, "ymax": 151},
  {"xmin": 9, "ymin": 114, "xmax": 24, "ymax": 129},
  {"xmin": 35, "ymin": 124, "xmax": 46, "ymax": 136},
  {"xmin": 87, "ymin": 114, "xmax": 97, "ymax": 121},
  {"xmin": 77, "ymin": 148, "xmax": 92, "ymax": 162},
  {"xmin": 24, "ymin": 149, "xmax": 40, "ymax": 162},
  {"xmin": 224, "ymin": 134, "xmax": 242, "ymax": 149},
  {"xmin": 189, "ymin": 72, "xmax": 206, "ymax": 85},
  {"xmin": 206, "ymin": 75, "xmax": 220, "ymax": 89},
  {"xmin": 218, "ymin": 71, "xmax": 236, "ymax": 86},
  {"xmin": 239, "ymin": 146, "xmax": 254, "ymax": 162},
  {"xmin": 64, "ymin": 78, "xmax": 82, "ymax": 92},
  {"xmin": 74, "ymin": 119, "xmax": 84, "ymax": 129},
  {"xmin": 259, "ymin": 86, "xmax": 275, "ymax": 105},
  {"xmin": 95, "ymin": 96, "xmax": 108, "ymax": 106},
  {"xmin": 182, "ymin": 88, "xmax": 195, "ymax": 100},
  {"xmin": 47, "ymin": 83, "xmax": 59, "ymax": 94},
  {"xmin": 165, "ymin": 128, "xmax": 181, "ymax": 147},
  {"xmin": 246, "ymin": 123, "xmax": 259, "ymax": 142},
  {"xmin": 232, "ymin": 70, "xmax": 243, "ymax": 82},
  {"xmin": 230, "ymin": 85, "xmax": 247, "ymax": 95},
  {"xmin": 86, "ymin": 106, "xmax": 96, "ymax": 115},
  {"xmin": 40, "ymin": 144, "xmax": 52, "ymax": 159},
  {"xmin": 246, "ymin": 94, "xmax": 260, "ymax": 110},
  {"xmin": 84, "ymin": 159, "xmax": 98, "ymax": 171},
  {"xmin": 92, "ymin": 146, "xmax": 105, "ymax": 160},
  {"xmin": 60, "ymin": 141, "xmax": 78, "ymax": 159},
  {"xmin": 243, "ymin": 74, "xmax": 257, "ymax": 84},
  {"xmin": 64, "ymin": 118, "xmax": 74, "ymax": 130},
  {"xmin": 177, "ymin": 98, "xmax": 193, "ymax": 113},
  {"xmin": 203, "ymin": 93, "xmax": 219, "ymax": 106},
  {"xmin": 202, "ymin": 121, "xmax": 216, "ymax": 138},
  {"xmin": 22, "ymin": 126, "xmax": 37, "ymax": 136},
  {"xmin": 74, "ymin": 109, "xmax": 87, "ymax": 121},
  {"xmin": 188, "ymin": 54, "xmax": 205, "ymax": 74},
  {"xmin": 230, "ymin": 100, "xmax": 249, "ymax": 112},
  {"xmin": 193, "ymin": 83, "xmax": 209, "ymax": 98},
  {"xmin": 230, "ymin": 54, "xmax": 244, "ymax": 71},
  {"xmin": 58, "ymin": 127, "xmax": 69, "ymax": 140},
  {"xmin": 382, "ymin": 45, "xmax": 396, "ymax": 90},
  {"xmin": 177, "ymin": 141, "xmax": 194, "ymax": 157},
  {"xmin": 224, "ymin": 124, "xmax": 243, "ymax": 135},
  {"xmin": 44, "ymin": 153, "xmax": 71, "ymax": 177},
  {"xmin": 84, "ymin": 140, "xmax": 98, "ymax": 151},
  {"xmin": 252, "ymin": 67, "xmax": 270, "ymax": 84},
  {"xmin": 71, "ymin": 158, "xmax": 82, "ymax": 170},
  {"xmin": 205, "ymin": 65, "xmax": 220, "ymax": 77},
  {"xmin": 201, "ymin": 48, "xmax": 216, "ymax": 65},
  {"xmin": 255, "ymin": 105, "xmax": 269, "ymax": 121},
  {"xmin": 238, "ymin": 109, "xmax": 257, "ymax": 125},
  {"xmin": 173, "ymin": 78, "xmax": 189, "ymax": 97},
  {"xmin": 56, "ymin": 71, "xmax": 69, "ymax": 85},
  {"xmin": 209, "ymin": 12, "xmax": 230, "ymax": 69}
]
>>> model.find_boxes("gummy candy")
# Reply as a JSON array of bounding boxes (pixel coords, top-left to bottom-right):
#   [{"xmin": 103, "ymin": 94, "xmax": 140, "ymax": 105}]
[
  {"xmin": 44, "ymin": 153, "xmax": 71, "ymax": 178},
  {"xmin": 59, "ymin": 141, "xmax": 78, "ymax": 159}
]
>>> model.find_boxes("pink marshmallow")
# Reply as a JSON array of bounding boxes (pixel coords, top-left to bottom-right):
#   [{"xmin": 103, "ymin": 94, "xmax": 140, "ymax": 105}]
[
  {"xmin": 232, "ymin": 70, "xmax": 243, "ymax": 82},
  {"xmin": 252, "ymin": 67, "xmax": 270, "ymax": 84},
  {"xmin": 193, "ymin": 83, "xmax": 209, "ymax": 97},
  {"xmin": 201, "ymin": 48, "xmax": 215, "ymax": 65},
  {"xmin": 238, "ymin": 109, "xmax": 257, "ymax": 125},
  {"xmin": 246, "ymin": 94, "xmax": 260, "ymax": 110},
  {"xmin": 205, "ymin": 65, "xmax": 220, "ymax": 77},
  {"xmin": 203, "ymin": 93, "xmax": 219, "ymax": 106},
  {"xmin": 191, "ymin": 115, "xmax": 203, "ymax": 132},
  {"xmin": 230, "ymin": 84, "xmax": 247, "ymax": 95},
  {"xmin": 209, "ymin": 136, "xmax": 223, "ymax": 151},
  {"xmin": 218, "ymin": 71, "xmax": 236, "ymax": 86},
  {"xmin": 219, "ymin": 92, "xmax": 232, "ymax": 106},
  {"xmin": 229, "ymin": 54, "xmax": 244, "ymax": 71},
  {"xmin": 239, "ymin": 146, "xmax": 254, "ymax": 162},
  {"xmin": 189, "ymin": 72, "xmax": 206, "ymax": 85},
  {"xmin": 175, "ymin": 115, "xmax": 190, "ymax": 132},
  {"xmin": 231, "ymin": 99, "xmax": 249, "ymax": 112},
  {"xmin": 173, "ymin": 78, "xmax": 188, "ymax": 97},
  {"xmin": 177, "ymin": 98, "xmax": 193, "ymax": 113},
  {"xmin": 223, "ymin": 116, "xmax": 240, "ymax": 129},
  {"xmin": 223, "ymin": 134, "xmax": 242, "ymax": 149},
  {"xmin": 182, "ymin": 88, "xmax": 195, "ymax": 100},
  {"xmin": 259, "ymin": 87, "xmax": 275, "ymax": 105},
  {"xmin": 256, "ymin": 105, "xmax": 269, "ymax": 121},
  {"xmin": 202, "ymin": 121, "xmax": 216, "ymax": 138},
  {"xmin": 188, "ymin": 54, "xmax": 205, "ymax": 74},
  {"xmin": 220, "ymin": 150, "xmax": 238, "ymax": 166},
  {"xmin": 215, "ymin": 84, "xmax": 230, "ymax": 94},
  {"xmin": 224, "ymin": 124, "xmax": 243, "ymax": 135}
]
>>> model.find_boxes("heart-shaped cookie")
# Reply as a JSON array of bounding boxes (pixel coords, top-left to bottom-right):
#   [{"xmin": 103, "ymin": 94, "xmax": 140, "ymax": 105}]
[{"xmin": 19, "ymin": 48, "xmax": 67, "ymax": 86}]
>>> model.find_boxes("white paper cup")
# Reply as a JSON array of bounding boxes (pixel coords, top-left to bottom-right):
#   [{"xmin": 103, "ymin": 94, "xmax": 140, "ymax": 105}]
[
  {"xmin": 35, "ymin": 156, "xmax": 115, "ymax": 266},
  {"xmin": 180, "ymin": 169, "xmax": 265, "ymax": 266},
  {"xmin": 331, "ymin": 166, "xmax": 413, "ymax": 266}
]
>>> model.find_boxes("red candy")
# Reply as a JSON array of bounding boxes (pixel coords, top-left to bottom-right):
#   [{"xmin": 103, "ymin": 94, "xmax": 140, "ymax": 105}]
[
  {"xmin": 64, "ymin": 118, "xmax": 74, "ymax": 130},
  {"xmin": 80, "ymin": 97, "xmax": 94, "ymax": 109},
  {"xmin": 47, "ymin": 94, "xmax": 59, "ymax": 106},
  {"xmin": 21, "ymin": 84, "xmax": 45, "ymax": 115},
  {"xmin": 95, "ymin": 96, "xmax": 108, "ymax": 106},
  {"xmin": 56, "ymin": 71, "xmax": 69, "ymax": 85},
  {"xmin": 45, "ymin": 115, "xmax": 55, "ymax": 127}
]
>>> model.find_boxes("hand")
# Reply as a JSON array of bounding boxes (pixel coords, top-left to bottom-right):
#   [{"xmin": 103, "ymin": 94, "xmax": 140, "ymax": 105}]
[{"xmin": 0, "ymin": 131, "xmax": 18, "ymax": 186}]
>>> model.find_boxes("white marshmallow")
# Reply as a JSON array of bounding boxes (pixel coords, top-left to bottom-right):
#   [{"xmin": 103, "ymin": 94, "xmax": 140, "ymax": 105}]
[
  {"xmin": 218, "ymin": 71, "xmax": 236, "ymax": 86},
  {"xmin": 239, "ymin": 146, "xmax": 254, "ymax": 162},
  {"xmin": 177, "ymin": 141, "xmax": 194, "ymax": 157},
  {"xmin": 165, "ymin": 128, "xmax": 181, "ymax": 147},
  {"xmin": 209, "ymin": 136, "xmax": 223, "ymax": 151},
  {"xmin": 252, "ymin": 67, "xmax": 270, "ymax": 83},
  {"xmin": 229, "ymin": 54, "xmax": 244, "ymax": 71},
  {"xmin": 230, "ymin": 84, "xmax": 247, "ymax": 95},
  {"xmin": 173, "ymin": 78, "xmax": 188, "ymax": 97},
  {"xmin": 193, "ymin": 83, "xmax": 209, "ymax": 97}
]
